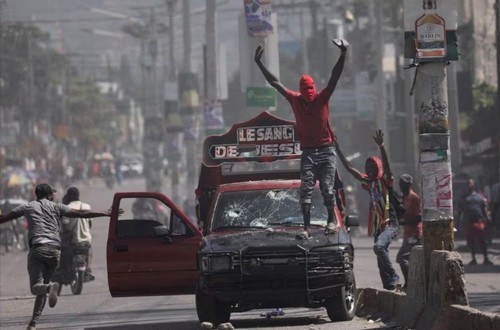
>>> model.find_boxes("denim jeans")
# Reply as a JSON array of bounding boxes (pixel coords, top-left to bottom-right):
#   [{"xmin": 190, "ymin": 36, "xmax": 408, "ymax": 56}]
[
  {"xmin": 299, "ymin": 146, "xmax": 337, "ymax": 207},
  {"xmin": 396, "ymin": 236, "xmax": 422, "ymax": 286},
  {"xmin": 373, "ymin": 225, "xmax": 399, "ymax": 289},
  {"xmin": 27, "ymin": 245, "xmax": 60, "ymax": 323}
]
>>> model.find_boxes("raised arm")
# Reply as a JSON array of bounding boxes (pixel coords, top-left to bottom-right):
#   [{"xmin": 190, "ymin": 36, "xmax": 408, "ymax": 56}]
[
  {"xmin": 336, "ymin": 143, "xmax": 365, "ymax": 182},
  {"xmin": 254, "ymin": 45, "xmax": 288, "ymax": 98},
  {"xmin": 373, "ymin": 129, "xmax": 392, "ymax": 179},
  {"xmin": 323, "ymin": 39, "xmax": 348, "ymax": 98}
]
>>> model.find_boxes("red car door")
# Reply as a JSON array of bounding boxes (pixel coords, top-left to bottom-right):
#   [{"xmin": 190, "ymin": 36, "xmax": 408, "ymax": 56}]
[{"xmin": 107, "ymin": 192, "xmax": 202, "ymax": 297}]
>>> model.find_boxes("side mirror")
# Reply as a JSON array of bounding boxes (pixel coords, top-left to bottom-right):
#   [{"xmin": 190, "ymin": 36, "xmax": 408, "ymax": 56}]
[
  {"xmin": 345, "ymin": 215, "xmax": 359, "ymax": 228},
  {"xmin": 154, "ymin": 225, "xmax": 173, "ymax": 243},
  {"xmin": 153, "ymin": 225, "xmax": 169, "ymax": 237}
]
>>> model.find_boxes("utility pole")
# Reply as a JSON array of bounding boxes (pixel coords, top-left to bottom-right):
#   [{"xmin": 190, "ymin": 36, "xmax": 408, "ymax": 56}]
[
  {"xmin": 496, "ymin": 0, "xmax": 500, "ymax": 182},
  {"xmin": 416, "ymin": 62, "xmax": 455, "ymax": 269},
  {"xmin": 369, "ymin": 1, "xmax": 388, "ymax": 145},
  {"xmin": 408, "ymin": 0, "xmax": 458, "ymax": 276}
]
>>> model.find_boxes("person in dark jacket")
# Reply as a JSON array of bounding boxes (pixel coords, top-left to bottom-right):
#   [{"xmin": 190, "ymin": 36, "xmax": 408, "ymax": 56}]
[{"xmin": 458, "ymin": 178, "xmax": 493, "ymax": 265}]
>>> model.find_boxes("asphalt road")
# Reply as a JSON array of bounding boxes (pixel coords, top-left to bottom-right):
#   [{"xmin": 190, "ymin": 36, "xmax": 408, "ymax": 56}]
[{"xmin": 1, "ymin": 177, "xmax": 498, "ymax": 330}]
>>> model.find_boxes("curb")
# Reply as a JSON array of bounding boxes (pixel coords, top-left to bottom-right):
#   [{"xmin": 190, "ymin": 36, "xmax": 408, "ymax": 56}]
[
  {"xmin": 355, "ymin": 246, "xmax": 500, "ymax": 330},
  {"xmin": 356, "ymin": 288, "xmax": 500, "ymax": 330}
]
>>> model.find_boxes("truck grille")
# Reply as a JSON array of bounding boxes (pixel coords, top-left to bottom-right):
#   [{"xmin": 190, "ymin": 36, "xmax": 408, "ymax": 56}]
[{"xmin": 230, "ymin": 245, "xmax": 351, "ymax": 292}]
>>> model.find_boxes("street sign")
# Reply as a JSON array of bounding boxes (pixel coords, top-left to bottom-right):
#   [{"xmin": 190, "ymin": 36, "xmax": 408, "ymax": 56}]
[{"xmin": 246, "ymin": 87, "xmax": 276, "ymax": 107}]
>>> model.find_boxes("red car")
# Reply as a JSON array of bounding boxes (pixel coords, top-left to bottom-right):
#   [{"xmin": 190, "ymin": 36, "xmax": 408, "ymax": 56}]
[{"xmin": 106, "ymin": 112, "xmax": 358, "ymax": 326}]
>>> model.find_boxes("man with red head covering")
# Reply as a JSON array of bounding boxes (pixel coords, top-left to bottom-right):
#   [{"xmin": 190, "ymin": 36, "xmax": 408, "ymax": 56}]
[
  {"xmin": 254, "ymin": 39, "xmax": 348, "ymax": 239},
  {"xmin": 336, "ymin": 130, "xmax": 401, "ymax": 290}
]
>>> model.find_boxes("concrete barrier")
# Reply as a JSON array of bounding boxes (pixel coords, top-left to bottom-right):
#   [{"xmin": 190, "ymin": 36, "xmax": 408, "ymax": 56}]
[{"xmin": 355, "ymin": 246, "xmax": 500, "ymax": 330}]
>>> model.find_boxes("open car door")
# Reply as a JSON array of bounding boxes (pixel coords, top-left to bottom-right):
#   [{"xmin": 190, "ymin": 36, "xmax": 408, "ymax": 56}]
[{"xmin": 107, "ymin": 192, "xmax": 202, "ymax": 297}]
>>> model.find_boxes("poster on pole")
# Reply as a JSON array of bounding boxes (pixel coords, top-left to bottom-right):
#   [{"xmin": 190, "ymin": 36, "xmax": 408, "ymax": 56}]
[
  {"xmin": 421, "ymin": 161, "xmax": 453, "ymax": 215},
  {"xmin": 403, "ymin": 0, "xmax": 458, "ymax": 62},
  {"xmin": 203, "ymin": 100, "xmax": 225, "ymax": 131},
  {"xmin": 243, "ymin": 0, "xmax": 273, "ymax": 36}
]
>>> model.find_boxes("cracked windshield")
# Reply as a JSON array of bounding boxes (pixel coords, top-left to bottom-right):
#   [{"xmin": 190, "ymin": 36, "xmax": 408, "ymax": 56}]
[{"xmin": 212, "ymin": 188, "xmax": 327, "ymax": 230}]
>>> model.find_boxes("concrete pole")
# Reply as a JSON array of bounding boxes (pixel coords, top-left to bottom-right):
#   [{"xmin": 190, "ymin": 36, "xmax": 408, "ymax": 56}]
[
  {"xmin": 205, "ymin": 0, "xmax": 217, "ymax": 101},
  {"xmin": 369, "ymin": 1, "xmax": 387, "ymax": 145},
  {"xmin": 447, "ymin": 62, "xmax": 462, "ymax": 173},
  {"xmin": 404, "ymin": 66, "xmax": 418, "ymax": 178},
  {"xmin": 182, "ymin": 0, "xmax": 196, "ymax": 201},
  {"xmin": 415, "ymin": 62, "xmax": 455, "ymax": 284},
  {"xmin": 182, "ymin": 1, "xmax": 191, "ymax": 72},
  {"xmin": 299, "ymin": 11, "xmax": 309, "ymax": 74}
]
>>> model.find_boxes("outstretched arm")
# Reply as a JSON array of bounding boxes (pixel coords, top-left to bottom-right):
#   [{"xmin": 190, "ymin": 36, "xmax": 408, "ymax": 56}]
[
  {"xmin": 254, "ymin": 45, "xmax": 288, "ymax": 98},
  {"xmin": 336, "ymin": 143, "xmax": 364, "ymax": 182},
  {"xmin": 324, "ymin": 39, "xmax": 348, "ymax": 98},
  {"xmin": 373, "ymin": 129, "xmax": 392, "ymax": 179},
  {"xmin": 0, "ymin": 211, "xmax": 19, "ymax": 224},
  {"xmin": 65, "ymin": 208, "xmax": 123, "ymax": 219}
]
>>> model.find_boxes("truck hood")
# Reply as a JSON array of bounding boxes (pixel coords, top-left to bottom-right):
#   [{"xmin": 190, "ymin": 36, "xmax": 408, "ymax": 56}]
[{"xmin": 201, "ymin": 227, "xmax": 351, "ymax": 252}]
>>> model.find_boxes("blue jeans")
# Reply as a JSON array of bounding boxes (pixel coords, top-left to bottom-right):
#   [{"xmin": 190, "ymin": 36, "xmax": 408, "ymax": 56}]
[
  {"xmin": 27, "ymin": 245, "xmax": 60, "ymax": 323},
  {"xmin": 299, "ymin": 146, "xmax": 337, "ymax": 207},
  {"xmin": 373, "ymin": 225, "xmax": 399, "ymax": 290}
]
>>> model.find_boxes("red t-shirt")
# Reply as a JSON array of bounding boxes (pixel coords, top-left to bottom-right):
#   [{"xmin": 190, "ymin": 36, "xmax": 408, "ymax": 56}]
[
  {"xmin": 403, "ymin": 190, "xmax": 423, "ymax": 239},
  {"xmin": 285, "ymin": 89, "xmax": 335, "ymax": 149}
]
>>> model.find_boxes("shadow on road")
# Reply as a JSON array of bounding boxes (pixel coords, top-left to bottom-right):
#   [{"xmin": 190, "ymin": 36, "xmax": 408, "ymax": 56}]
[
  {"xmin": 84, "ymin": 316, "xmax": 331, "ymax": 330},
  {"xmin": 464, "ymin": 264, "xmax": 500, "ymax": 273}
]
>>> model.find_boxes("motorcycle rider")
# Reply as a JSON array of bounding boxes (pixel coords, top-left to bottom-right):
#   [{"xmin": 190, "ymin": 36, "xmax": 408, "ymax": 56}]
[{"xmin": 60, "ymin": 187, "xmax": 95, "ymax": 280}]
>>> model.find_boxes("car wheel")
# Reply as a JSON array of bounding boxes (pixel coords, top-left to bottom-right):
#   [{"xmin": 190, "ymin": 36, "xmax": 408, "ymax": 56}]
[
  {"xmin": 195, "ymin": 286, "xmax": 231, "ymax": 326},
  {"xmin": 325, "ymin": 270, "xmax": 356, "ymax": 322}
]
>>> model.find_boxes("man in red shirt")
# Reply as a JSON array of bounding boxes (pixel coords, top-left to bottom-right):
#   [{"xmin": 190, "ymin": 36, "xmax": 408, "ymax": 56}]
[
  {"xmin": 396, "ymin": 174, "xmax": 422, "ymax": 290},
  {"xmin": 254, "ymin": 39, "xmax": 348, "ymax": 239}
]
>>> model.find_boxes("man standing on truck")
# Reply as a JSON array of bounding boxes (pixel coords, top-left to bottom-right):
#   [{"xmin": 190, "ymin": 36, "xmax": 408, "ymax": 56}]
[{"xmin": 254, "ymin": 38, "xmax": 348, "ymax": 239}]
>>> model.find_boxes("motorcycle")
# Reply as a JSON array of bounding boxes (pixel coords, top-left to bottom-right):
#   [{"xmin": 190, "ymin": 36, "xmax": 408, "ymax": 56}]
[{"xmin": 52, "ymin": 242, "xmax": 94, "ymax": 295}]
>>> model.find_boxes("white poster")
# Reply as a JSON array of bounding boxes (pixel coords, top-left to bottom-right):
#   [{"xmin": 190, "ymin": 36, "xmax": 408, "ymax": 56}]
[{"xmin": 421, "ymin": 161, "xmax": 453, "ymax": 212}]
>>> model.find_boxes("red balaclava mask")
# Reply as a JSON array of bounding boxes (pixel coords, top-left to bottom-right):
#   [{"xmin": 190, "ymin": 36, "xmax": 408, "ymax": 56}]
[
  {"xmin": 364, "ymin": 156, "xmax": 383, "ymax": 180},
  {"xmin": 299, "ymin": 75, "xmax": 317, "ymax": 102}
]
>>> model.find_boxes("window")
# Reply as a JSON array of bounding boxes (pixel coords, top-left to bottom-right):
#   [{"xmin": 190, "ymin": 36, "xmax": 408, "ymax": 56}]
[{"xmin": 116, "ymin": 197, "xmax": 171, "ymax": 238}]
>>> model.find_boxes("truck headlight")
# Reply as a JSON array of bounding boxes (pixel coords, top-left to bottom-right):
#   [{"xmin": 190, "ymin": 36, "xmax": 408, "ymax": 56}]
[{"xmin": 200, "ymin": 255, "xmax": 232, "ymax": 272}]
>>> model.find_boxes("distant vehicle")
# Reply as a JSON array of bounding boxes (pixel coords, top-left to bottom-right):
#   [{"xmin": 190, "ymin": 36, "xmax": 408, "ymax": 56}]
[
  {"xmin": 120, "ymin": 158, "xmax": 144, "ymax": 177},
  {"xmin": 106, "ymin": 112, "xmax": 359, "ymax": 326}
]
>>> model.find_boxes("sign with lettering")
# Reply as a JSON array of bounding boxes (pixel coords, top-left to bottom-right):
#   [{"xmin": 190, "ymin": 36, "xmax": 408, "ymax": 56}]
[
  {"xmin": 403, "ymin": 0, "xmax": 458, "ymax": 62},
  {"xmin": 202, "ymin": 111, "xmax": 301, "ymax": 166},
  {"xmin": 246, "ymin": 87, "xmax": 276, "ymax": 107}
]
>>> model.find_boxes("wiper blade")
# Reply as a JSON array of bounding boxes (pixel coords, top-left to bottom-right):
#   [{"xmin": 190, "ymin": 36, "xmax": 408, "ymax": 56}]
[{"xmin": 213, "ymin": 225, "xmax": 268, "ymax": 231}]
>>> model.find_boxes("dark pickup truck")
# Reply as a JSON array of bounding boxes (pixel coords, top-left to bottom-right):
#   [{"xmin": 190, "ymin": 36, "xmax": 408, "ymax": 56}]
[{"xmin": 106, "ymin": 112, "xmax": 358, "ymax": 326}]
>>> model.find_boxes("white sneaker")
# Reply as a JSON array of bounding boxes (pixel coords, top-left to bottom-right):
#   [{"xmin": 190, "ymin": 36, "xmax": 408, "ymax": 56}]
[{"xmin": 325, "ymin": 222, "xmax": 337, "ymax": 235}]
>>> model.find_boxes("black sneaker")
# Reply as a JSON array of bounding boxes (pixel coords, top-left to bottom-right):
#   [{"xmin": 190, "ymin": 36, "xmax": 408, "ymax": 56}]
[
  {"xmin": 468, "ymin": 259, "xmax": 477, "ymax": 266},
  {"xmin": 483, "ymin": 258, "xmax": 493, "ymax": 265},
  {"xmin": 296, "ymin": 231, "xmax": 311, "ymax": 240},
  {"xmin": 48, "ymin": 282, "xmax": 59, "ymax": 308}
]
